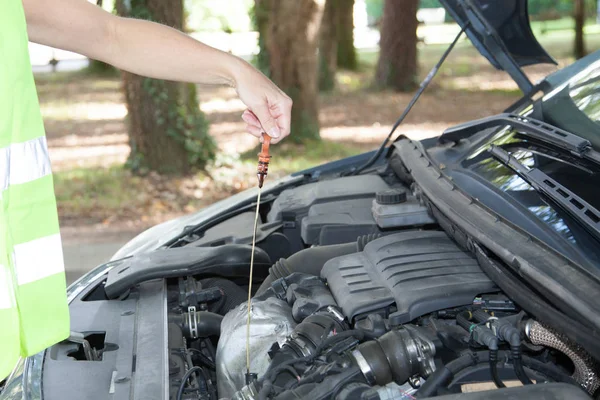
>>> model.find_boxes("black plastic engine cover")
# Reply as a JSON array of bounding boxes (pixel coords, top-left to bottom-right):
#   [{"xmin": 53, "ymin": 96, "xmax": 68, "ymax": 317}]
[
  {"xmin": 321, "ymin": 231, "xmax": 497, "ymax": 325},
  {"xmin": 104, "ymin": 245, "xmax": 271, "ymax": 299}
]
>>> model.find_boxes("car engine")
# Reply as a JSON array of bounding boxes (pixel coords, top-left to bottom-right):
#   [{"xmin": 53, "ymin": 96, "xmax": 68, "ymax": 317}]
[{"xmin": 44, "ymin": 172, "xmax": 600, "ymax": 400}]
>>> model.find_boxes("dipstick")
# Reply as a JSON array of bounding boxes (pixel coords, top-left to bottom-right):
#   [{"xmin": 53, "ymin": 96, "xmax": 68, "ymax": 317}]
[
  {"xmin": 246, "ymin": 132, "xmax": 272, "ymax": 378},
  {"xmin": 245, "ymin": 188, "xmax": 261, "ymax": 375}
]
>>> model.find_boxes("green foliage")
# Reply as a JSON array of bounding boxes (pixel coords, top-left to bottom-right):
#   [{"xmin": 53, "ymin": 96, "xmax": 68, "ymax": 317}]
[
  {"xmin": 290, "ymin": 110, "xmax": 321, "ymax": 144},
  {"xmin": 250, "ymin": 0, "xmax": 270, "ymax": 76},
  {"xmin": 54, "ymin": 166, "xmax": 145, "ymax": 215},
  {"xmin": 85, "ymin": 59, "xmax": 119, "ymax": 77},
  {"xmin": 185, "ymin": 0, "xmax": 253, "ymax": 32},
  {"xmin": 241, "ymin": 139, "xmax": 365, "ymax": 173},
  {"xmin": 365, "ymin": 0, "xmax": 383, "ymax": 24},
  {"xmin": 337, "ymin": 34, "xmax": 358, "ymax": 70},
  {"xmin": 419, "ymin": 0, "xmax": 441, "ymax": 8},
  {"xmin": 319, "ymin": 56, "xmax": 336, "ymax": 92},
  {"xmin": 366, "ymin": 0, "xmax": 598, "ymax": 25},
  {"xmin": 137, "ymin": 78, "xmax": 216, "ymax": 172},
  {"xmin": 285, "ymin": 86, "xmax": 321, "ymax": 143},
  {"xmin": 528, "ymin": 0, "xmax": 574, "ymax": 19},
  {"xmin": 120, "ymin": 0, "xmax": 215, "ymax": 174}
]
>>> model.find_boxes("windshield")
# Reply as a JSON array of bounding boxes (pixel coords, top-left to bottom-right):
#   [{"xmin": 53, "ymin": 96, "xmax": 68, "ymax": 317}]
[
  {"xmin": 428, "ymin": 52, "xmax": 600, "ymax": 269},
  {"xmin": 538, "ymin": 53, "xmax": 600, "ymax": 149},
  {"xmin": 568, "ymin": 65, "xmax": 600, "ymax": 124},
  {"xmin": 462, "ymin": 131, "xmax": 600, "ymax": 266}
]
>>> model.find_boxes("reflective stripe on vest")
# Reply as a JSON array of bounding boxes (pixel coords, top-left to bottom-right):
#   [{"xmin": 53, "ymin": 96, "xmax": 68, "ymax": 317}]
[
  {"xmin": 0, "ymin": 136, "xmax": 52, "ymax": 191},
  {"xmin": 0, "ymin": 0, "xmax": 70, "ymax": 380}
]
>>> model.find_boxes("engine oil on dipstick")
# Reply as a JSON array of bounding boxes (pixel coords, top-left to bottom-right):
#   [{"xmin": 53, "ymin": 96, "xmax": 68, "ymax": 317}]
[{"xmin": 245, "ymin": 133, "xmax": 271, "ymax": 380}]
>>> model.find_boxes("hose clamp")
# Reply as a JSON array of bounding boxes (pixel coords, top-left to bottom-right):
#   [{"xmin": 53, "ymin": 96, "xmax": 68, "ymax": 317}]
[
  {"xmin": 188, "ymin": 306, "xmax": 198, "ymax": 339},
  {"xmin": 325, "ymin": 306, "xmax": 345, "ymax": 323},
  {"xmin": 352, "ymin": 349, "xmax": 375, "ymax": 385}
]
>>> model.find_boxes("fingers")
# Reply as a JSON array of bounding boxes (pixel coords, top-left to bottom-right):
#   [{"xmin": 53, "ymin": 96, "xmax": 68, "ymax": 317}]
[
  {"xmin": 245, "ymin": 123, "xmax": 264, "ymax": 140},
  {"xmin": 242, "ymin": 110, "xmax": 261, "ymax": 128},
  {"xmin": 273, "ymin": 96, "xmax": 292, "ymax": 144},
  {"xmin": 251, "ymin": 103, "xmax": 281, "ymax": 142}
]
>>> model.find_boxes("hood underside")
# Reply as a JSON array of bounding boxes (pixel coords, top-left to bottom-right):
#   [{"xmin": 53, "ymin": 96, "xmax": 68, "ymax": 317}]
[{"xmin": 439, "ymin": 0, "xmax": 557, "ymax": 92}]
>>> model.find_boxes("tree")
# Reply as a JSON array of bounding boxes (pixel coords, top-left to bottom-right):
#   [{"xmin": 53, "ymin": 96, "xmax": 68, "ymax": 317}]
[
  {"xmin": 319, "ymin": 0, "xmax": 339, "ymax": 91},
  {"xmin": 375, "ymin": 0, "xmax": 419, "ymax": 91},
  {"xmin": 115, "ymin": 0, "xmax": 215, "ymax": 175},
  {"xmin": 253, "ymin": 0, "xmax": 271, "ymax": 76},
  {"xmin": 337, "ymin": 0, "xmax": 357, "ymax": 70},
  {"xmin": 574, "ymin": 0, "xmax": 586, "ymax": 59},
  {"xmin": 266, "ymin": 0, "xmax": 326, "ymax": 142}
]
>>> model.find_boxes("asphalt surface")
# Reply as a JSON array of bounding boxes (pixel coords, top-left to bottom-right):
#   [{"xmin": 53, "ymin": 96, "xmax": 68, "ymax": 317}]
[{"xmin": 61, "ymin": 228, "xmax": 140, "ymax": 285}]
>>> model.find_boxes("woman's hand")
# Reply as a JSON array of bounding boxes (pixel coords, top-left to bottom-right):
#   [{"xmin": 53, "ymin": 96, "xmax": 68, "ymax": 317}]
[
  {"xmin": 23, "ymin": 0, "xmax": 292, "ymax": 143},
  {"xmin": 234, "ymin": 62, "xmax": 293, "ymax": 144}
]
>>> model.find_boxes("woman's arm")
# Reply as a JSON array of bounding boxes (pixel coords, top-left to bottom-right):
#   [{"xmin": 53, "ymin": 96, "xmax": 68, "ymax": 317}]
[{"xmin": 22, "ymin": 0, "xmax": 291, "ymax": 142}]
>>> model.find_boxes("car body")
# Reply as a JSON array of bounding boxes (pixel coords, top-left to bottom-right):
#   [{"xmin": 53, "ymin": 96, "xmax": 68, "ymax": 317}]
[{"xmin": 2, "ymin": 1, "xmax": 600, "ymax": 399}]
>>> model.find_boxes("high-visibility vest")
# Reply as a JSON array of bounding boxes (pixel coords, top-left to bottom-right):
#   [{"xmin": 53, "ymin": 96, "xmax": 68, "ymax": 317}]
[{"xmin": 0, "ymin": 0, "xmax": 70, "ymax": 380}]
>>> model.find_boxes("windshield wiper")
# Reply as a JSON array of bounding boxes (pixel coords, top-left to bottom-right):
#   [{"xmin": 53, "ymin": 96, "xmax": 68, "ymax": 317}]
[
  {"xmin": 441, "ymin": 113, "xmax": 600, "ymax": 164},
  {"xmin": 489, "ymin": 145, "xmax": 600, "ymax": 241}
]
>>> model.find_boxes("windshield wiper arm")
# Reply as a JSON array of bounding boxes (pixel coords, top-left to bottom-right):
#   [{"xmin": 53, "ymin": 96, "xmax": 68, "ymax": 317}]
[
  {"xmin": 441, "ymin": 113, "xmax": 596, "ymax": 155},
  {"xmin": 489, "ymin": 145, "xmax": 600, "ymax": 241}
]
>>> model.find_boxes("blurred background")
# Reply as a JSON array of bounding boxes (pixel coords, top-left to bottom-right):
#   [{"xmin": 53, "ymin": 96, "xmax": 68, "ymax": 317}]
[{"xmin": 33, "ymin": 0, "xmax": 600, "ymax": 283}]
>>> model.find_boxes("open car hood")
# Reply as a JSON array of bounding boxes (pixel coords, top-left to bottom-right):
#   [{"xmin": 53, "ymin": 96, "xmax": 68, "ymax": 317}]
[{"xmin": 439, "ymin": 0, "xmax": 556, "ymax": 93}]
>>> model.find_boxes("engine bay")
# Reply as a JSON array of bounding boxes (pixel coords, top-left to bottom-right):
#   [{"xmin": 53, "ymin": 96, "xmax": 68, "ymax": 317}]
[{"xmin": 42, "ymin": 169, "xmax": 600, "ymax": 400}]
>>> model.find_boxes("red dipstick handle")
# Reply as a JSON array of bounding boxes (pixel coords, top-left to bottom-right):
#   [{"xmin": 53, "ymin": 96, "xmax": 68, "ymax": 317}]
[{"xmin": 257, "ymin": 133, "xmax": 271, "ymax": 188}]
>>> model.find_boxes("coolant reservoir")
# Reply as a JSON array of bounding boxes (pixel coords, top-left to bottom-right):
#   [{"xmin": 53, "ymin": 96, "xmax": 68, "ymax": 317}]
[{"xmin": 371, "ymin": 189, "xmax": 435, "ymax": 229}]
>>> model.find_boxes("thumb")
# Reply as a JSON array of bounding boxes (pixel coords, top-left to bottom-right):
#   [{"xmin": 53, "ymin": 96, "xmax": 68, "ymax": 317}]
[{"xmin": 252, "ymin": 104, "xmax": 281, "ymax": 139}]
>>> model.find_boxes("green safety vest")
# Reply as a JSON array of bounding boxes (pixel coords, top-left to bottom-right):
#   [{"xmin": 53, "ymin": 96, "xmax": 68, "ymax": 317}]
[{"xmin": 0, "ymin": 0, "xmax": 70, "ymax": 380}]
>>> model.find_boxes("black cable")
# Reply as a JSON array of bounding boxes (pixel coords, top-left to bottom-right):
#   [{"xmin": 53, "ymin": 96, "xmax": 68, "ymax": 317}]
[
  {"xmin": 257, "ymin": 379, "xmax": 273, "ymax": 400},
  {"xmin": 204, "ymin": 338, "xmax": 217, "ymax": 360},
  {"xmin": 416, "ymin": 352, "xmax": 481, "ymax": 397},
  {"xmin": 281, "ymin": 365, "xmax": 301, "ymax": 382},
  {"xmin": 416, "ymin": 349, "xmax": 577, "ymax": 398},
  {"xmin": 263, "ymin": 330, "xmax": 365, "ymax": 385},
  {"xmin": 512, "ymin": 345, "xmax": 534, "ymax": 385},
  {"xmin": 176, "ymin": 366, "xmax": 203, "ymax": 400},
  {"xmin": 330, "ymin": 378, "xmax": 366, "ymax": 400},
  {"xmin": 188, "ymin": 348, "xmax": 216, "ymax": 370},
  {"xmin": 521, "ymin": 356, "xmax": 578, "ymax": 386},
  {"xmin": 489, "ymin": 349, "xmax": 506, "ymax": 388},
  {"xmin": 254, "ymin": 330, "xmax": 365, "ymax": 400},
  {"xmin": 198, "ymin": 367, "xmax": 217, "ymax": 400},
  {"xmin": 347, "ymin": 24, "xmax": 467, "ymax": 176},
  {"xmin": 313, "ymin": 329, "xmax": 364, "ymax": 357}
]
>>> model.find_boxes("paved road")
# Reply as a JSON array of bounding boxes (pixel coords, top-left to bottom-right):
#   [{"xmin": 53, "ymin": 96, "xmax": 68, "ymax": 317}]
[{"xmin": 61, "ymin": 228, "xmax": 141, "ymax": 285}]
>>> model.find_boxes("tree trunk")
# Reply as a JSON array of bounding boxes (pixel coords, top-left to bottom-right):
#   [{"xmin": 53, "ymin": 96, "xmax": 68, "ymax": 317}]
[
  {"xmin": 319, "ymin": 0, "xmax": 339, "ymax": 91},
  {"xmin": 115, "ymin": 0, "xmax": 215, "ymax": 175},
  {"xmin": 375, "ymin": 0, "xmax": 419, "ymax": 91},
  {"xmin": 266, "ymin": 0, "xmax": 325, "ymax": 143},
  {"xmin": 337, "ymin": 0, "xmax": 357, "ymax": 70},
  {"xmin": 574, "ymin": 0, "xmax": 586, "ymax": 59},
  {"xmin": 254, "ymin": 0, "xmax": 271, "ymax": 76}
]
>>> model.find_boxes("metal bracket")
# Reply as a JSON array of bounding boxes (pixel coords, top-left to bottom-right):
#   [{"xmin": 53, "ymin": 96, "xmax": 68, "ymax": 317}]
[
  {"xmin": 67, "ymin": 331, "xmax": 98, "ymax": 361},
  {"xmin": 188, "ymin": 306, "xmax": 198, "ymax": 339}
]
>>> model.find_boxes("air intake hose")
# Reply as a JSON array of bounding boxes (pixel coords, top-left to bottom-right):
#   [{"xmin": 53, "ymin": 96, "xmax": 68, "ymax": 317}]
[
  {"xmin": 262, "ymin": 307, "xmax": 348, "ymax": 388},
  {"xmin": 200, "ymin": 278, "xmax": 247, "ymax": 314},
  {"xmin": 255, "ymin": 234, "xmax": 380, "ymax": 296},
  {"xmin": 169, "ymin": 311, "xmax": 223, "ymax": 338}
]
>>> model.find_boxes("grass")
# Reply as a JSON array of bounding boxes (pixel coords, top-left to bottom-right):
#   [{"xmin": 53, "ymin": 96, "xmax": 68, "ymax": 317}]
[
  {"xmin": 53, "ymin": 139, "xmax": 369, "ymax": 224},
  {"xmin": 47, "ymin": 21, "xmax": 600, "ymax": 226},
  {"xmin": 54, "ymin": 167, "xmax": 149, "ymax": 222},
  {"xmin": 241, "ymin": 139, "xmax": 369, "ymax": 173}
]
